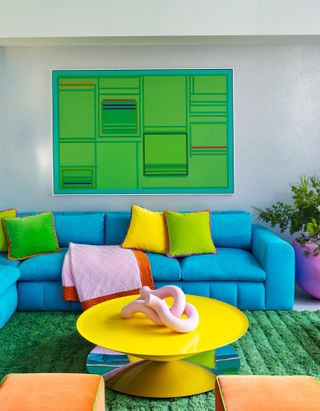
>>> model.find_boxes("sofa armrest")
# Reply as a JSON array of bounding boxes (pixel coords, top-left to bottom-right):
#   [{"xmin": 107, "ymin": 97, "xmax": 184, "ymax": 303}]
[
  {"xmin": 0, "ymin": 252, "xmax": 20, "ymax": 268},
  {"xmin": 252, "ymin": 224, "xmax": 295, "ymax": 309},
  {"xmin": 0, "ymin": 265, "xmax": 20, "ymax": 295},
  {"xmin": 0, "ymin": 264, "xmax": 20, "ymax": 328}
]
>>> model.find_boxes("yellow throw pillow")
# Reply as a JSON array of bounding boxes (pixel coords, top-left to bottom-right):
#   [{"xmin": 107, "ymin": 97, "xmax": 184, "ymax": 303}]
[
  {"xmin": 0, "ymin": 209, "xmax": 17, "ymax": 252},
  {"xmin": 122, "ymin": 205, "xmax": 167, "ymax": 254}
]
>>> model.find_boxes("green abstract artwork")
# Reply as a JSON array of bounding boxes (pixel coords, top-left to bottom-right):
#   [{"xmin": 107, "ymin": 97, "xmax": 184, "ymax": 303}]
[{"xmin": 52, "ymin": 69, "xmax": 234, "ymax": 194}]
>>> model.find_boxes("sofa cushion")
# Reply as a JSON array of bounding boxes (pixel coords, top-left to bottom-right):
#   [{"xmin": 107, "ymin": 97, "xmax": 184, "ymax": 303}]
[
  {"xmin": 0, "ymin": 208, "xmax": 17, "ymax": 252},
  {"xmin": 3, "ymin": 212, "xmax": 60, "ymax": 260},
  {"xmin": 180, "ymin": 248, "xmax": 266, "ymax": 281},
  {"xmin": 146, "ymin": 253, "xmax": 181, "ymax": 281},
  {"xmin": 105, "ymin": 211, "xmax": 131, "ymax": 244},
  {"xmin": 0, "ymin": 266, "xmax": 20, "ymax": 295},
  {"xmin": 19, "ymin": 248, "xmax": 181, "ymax": 282},
  {"xmin": 211, "ymin": 212, "xmax": 252, "ymax": 249},
  {"xmin": 122, "ymin": 205, "xmax": 167, "ymax": 254},
  {"xmin": 53, "ymin": 213, "xmax": 105, "ymax": 247},
  {"xmin": 19, "ymin": 248, "xmax": 68, "ymax": 281},
  {"xmin": 17, "ymin": 281, "xmax": 81, "ymax": 311},
  {"xmin": 164, "ymin": 210, "xmax": 216, "ymax": 257}
]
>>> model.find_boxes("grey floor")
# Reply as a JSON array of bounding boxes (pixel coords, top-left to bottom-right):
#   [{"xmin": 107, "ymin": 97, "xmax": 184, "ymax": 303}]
[{"xmin": 294, "ymin": 285, "xmax": 320, "ymax": 311}]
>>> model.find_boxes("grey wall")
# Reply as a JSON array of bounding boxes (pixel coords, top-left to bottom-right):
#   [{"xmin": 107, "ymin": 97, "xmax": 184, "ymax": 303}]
[{"xmin": 0, "ymin": 44, "xmax": 320, "ymax": 222}]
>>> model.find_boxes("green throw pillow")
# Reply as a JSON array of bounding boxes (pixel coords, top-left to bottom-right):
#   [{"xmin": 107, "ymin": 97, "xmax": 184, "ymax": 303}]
[
  {"xmin": 3, "ymin": 212, "xmax": 60, "ymax": 260},
  {"xmin": 164, "ymin": 210, "xmax": 216, "ymax": 257}
]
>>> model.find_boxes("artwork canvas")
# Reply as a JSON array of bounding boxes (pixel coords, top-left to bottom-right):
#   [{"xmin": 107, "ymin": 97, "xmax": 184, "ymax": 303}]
[{"xmin": 52, "ymin": 69, "xmax": 234, "ymax": 194}]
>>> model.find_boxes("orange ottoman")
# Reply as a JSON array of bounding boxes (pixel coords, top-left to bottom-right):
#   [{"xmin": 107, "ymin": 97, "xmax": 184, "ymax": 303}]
[
  {"xmin": 0, "ymin": 373, "xmax": 105, "ymax": 411},
  {"xmin": 216, "ymin": 375, "xmax": 320, "ymax": 411}
]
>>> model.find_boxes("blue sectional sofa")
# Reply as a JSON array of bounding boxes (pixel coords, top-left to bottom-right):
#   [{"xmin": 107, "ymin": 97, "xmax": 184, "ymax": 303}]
[{"xmin": 0, "ymin": 211, "xmax": 295, "ymax": 328}]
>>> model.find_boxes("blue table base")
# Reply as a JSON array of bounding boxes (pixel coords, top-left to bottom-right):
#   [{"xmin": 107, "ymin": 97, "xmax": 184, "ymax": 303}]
[{"xmin": 86, "ymin": 344, "xmax": 240, "ymax": 376}]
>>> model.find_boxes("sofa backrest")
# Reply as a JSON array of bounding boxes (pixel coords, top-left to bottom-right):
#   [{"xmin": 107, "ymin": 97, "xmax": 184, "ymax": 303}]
[
  {"xmin": 105, "ymin": 211, "xmax": 252, "ymax": 250},
  {"xmin": 19, "ymin": 212, "xmax": 105, "ymax": 247},
  {"xmin": 53, "ymin": 212, "xmax": 105, "ymax": 247},
  {"xmin": 210, "ymin": 211, "xmax": 252, "ymax": 249},
  {"xmin": 18, "ymin": 210, "xmax": 252, "ymax": 249}
]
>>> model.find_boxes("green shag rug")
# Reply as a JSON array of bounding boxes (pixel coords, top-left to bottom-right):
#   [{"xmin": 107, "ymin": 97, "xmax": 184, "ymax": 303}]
[{"xmin": 0, "ymin": 311, "xmax": 319, "ymax": 410}]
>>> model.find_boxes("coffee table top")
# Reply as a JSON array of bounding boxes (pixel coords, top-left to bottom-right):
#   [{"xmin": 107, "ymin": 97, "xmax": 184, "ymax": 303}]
[{"xmin": 77, "ymin": 294, "xmax": 248, "ymax": 359}]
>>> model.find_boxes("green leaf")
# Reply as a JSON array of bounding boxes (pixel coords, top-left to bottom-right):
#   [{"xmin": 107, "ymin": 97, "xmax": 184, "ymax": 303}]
[{"xmin": 255, "ymin": 176, "xmax": 320, "ymax": 256}]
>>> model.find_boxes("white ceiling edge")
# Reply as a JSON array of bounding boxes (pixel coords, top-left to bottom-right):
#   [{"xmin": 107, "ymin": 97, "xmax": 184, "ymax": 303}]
[
  {"xmin": 1, "ymin": 1, "xmax": 320, "ymax": 39},
  {"xmin": 1, "ymin": 35, "xmax": 320, "ymax": 47}
]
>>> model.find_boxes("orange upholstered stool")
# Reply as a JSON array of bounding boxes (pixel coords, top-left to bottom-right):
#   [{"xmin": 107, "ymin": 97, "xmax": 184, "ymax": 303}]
[
  {"xmin": 0, "ymin": 373, "xmax": 105, "ymax": 411},
  {"xmin": 216, "ymin": 375, "xmax": 320, "ymax": 411}
]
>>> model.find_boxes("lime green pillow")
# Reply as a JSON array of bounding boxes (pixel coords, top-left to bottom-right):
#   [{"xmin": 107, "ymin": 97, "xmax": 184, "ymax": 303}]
[
  {"xmin": 3, "ymin": 212, "xmax": 60, "ymax": 260},
  {"xmin": 0, "ymin": 209, "xmax": 17, "ymax": 252},
  {"xmin": 164, "ymin": 210, "xmax": 216, "ymax": 257}
]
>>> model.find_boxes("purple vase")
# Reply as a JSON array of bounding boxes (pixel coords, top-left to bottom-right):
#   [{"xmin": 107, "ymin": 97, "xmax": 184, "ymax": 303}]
[{"xmin": 293, "ymin": 240, "xmax": 320, "ymax": 299}]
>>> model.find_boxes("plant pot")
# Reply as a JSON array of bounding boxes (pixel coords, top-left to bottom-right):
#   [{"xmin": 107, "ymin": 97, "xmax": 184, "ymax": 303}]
[{"xmin": 293, "ymin": 240, "xmax": 320, "ymax": 299}]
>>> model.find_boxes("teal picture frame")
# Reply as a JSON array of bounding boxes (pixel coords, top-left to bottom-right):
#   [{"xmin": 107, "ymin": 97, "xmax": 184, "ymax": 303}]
[{"xmin": 52, "ymin": 69, "xmax": 234, "ymax": 194}]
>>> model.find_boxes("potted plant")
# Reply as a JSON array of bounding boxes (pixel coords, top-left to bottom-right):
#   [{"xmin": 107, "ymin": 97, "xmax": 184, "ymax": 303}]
[{"xmin": 256, "ymin": 176, "xmax": 320, "ymax": 299}]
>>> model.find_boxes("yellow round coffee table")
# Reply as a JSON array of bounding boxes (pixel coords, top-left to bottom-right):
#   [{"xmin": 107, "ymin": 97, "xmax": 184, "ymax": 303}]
[{"xmin": 77, "ymin": 294, "xmax": 248, "ymax": 398}]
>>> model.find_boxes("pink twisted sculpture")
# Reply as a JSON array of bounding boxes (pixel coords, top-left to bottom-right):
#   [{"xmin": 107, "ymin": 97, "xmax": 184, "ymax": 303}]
[{"xmin": 121, "ymin": 285, "xmax": 199, "ymax": 333}]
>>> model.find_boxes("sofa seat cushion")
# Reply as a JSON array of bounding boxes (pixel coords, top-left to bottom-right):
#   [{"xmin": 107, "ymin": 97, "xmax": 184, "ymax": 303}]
[
  {"xmin": 19, "ymin": 249, "xmax": 181, "ymax": 282},
  {"xmin": 180, "ymin": 248, "xmax": 266, "ymax": 281},
  {"xmin": 0, "ymin": 266, "xmax": 20, "ymax": 295},
  {"xmin": 19, "ymin": 248, "xmax": 68, "ymax": 281},
  {"xmin": 147, "ymin": 253, "xmax": 181, "ymax": 281}
]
